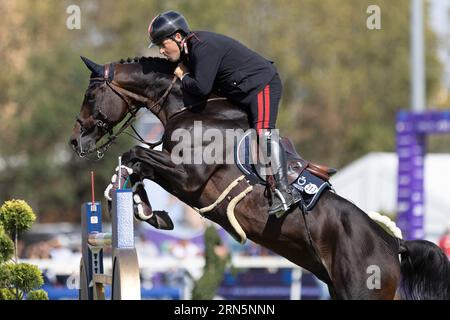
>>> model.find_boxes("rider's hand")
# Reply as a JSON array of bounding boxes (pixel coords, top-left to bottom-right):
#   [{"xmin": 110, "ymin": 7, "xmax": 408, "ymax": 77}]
[{"xmin": 174, "ymin": 63, "xmax": 189, "ymax": 80}]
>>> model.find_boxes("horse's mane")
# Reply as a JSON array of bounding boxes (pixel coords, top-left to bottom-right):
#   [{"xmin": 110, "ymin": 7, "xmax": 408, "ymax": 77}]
[
  {"xmin": 113, "ymin": 56, "xmax": 182, "ymax": 99},
  {"xmin": 115, "ymin": 56, "xmax": 177, "ymax": 75},
  {"xmin": 111, "ymin": 56, "xmax": 245, "ymax": 123}
]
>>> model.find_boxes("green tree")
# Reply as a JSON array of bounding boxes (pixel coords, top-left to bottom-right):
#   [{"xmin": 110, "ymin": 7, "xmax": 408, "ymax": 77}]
[{"xmin": 0, "ymin": 199, "xmax": 48, "ymax": 300}]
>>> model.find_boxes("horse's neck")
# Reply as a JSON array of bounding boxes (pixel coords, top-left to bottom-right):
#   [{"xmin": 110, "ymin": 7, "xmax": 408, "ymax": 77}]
[
  {"xmin": 115, "ymin": 61, "xmax": 249, "ymax": 129},
  {"xmin": 115, "ymin": 71, "xmax": 183, "ymax": 126}
]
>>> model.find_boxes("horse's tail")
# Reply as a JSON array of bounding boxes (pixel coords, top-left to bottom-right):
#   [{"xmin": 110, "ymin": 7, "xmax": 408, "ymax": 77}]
[{"xmin": 398, "ymin": 239, "xmax": 450, "ymax": 300}]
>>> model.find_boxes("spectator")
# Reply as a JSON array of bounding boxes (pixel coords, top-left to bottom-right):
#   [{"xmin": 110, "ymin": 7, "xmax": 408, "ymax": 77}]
[
  {"xmin": 170, "ymin": 239, "xmax": 201, "ymax": 260},
  {"xmin": 136, "ymin": 233, "xmax": 159, "ymax": 258},
  {"xmin": 48, "ymin": 238, "xmax": 74, "ymax": 260}
]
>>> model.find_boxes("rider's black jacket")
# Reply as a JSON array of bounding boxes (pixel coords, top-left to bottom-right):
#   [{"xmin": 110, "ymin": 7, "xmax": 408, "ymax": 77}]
[{"xmin": 180, "ymin": 31, "xmax": 277, "ymax": 106}]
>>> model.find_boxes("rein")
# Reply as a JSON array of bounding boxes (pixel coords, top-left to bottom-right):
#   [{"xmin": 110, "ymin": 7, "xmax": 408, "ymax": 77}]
[{"xmin": 77, "ymin": 64, "xmax": 178, "ymax": 159}]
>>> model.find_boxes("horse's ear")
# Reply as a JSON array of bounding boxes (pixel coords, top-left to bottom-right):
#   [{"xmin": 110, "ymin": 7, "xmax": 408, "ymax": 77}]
[{"xmin": 80, "ymin": 56, "xmax": 104, "ymax": 77}]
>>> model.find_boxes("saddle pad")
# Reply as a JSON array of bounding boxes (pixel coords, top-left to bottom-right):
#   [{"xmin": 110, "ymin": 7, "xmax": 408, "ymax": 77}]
[
  {"xmin": 292, "ymin": 170, "xmax": 332, "ymax": 211},
  {"xmin": 234, "ymin": 130, "xmax": 332, "ymax": 210}
]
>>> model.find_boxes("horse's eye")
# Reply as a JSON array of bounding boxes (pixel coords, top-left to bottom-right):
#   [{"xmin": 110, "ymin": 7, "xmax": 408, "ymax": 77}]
[{"xmin": 84, "ymin": 94, "xmax": 96, "ymax": 105}]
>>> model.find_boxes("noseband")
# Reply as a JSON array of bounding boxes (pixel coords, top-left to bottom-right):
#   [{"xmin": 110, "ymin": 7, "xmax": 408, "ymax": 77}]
[{"xmin": 76, "ymin": 63, "xmax": 178, "ymax": 159}]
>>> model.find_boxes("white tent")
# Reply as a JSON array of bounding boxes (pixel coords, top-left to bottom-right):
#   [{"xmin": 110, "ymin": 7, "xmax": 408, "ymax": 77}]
[{"xmin": 329, "ymin": 152, "xmax": 450, "ymax": 242}]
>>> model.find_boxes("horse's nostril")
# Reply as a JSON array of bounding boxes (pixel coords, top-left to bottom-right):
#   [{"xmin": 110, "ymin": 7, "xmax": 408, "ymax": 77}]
[{"xmin": 70, "ymin": 138, "xmax": 78, "ymax": 148}]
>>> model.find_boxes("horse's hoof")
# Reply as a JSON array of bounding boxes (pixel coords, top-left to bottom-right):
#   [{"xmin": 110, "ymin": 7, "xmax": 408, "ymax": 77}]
[
  {"xmin": 135, "ymin": 206, "xmax": 174, "ymax": 230},
  {"xmin": 147, "ymin": 211, "xmax": 174, "ymax": 230},
  {"xmin": 133, "ymin": 194, "xmax": 174, "ymax": 230}
]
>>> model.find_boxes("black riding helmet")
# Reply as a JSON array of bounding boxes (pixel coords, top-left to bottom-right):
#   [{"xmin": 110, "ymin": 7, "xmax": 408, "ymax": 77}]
[{"xmin": 148, "ymin": 11, "xmax": 190, "ymax": 48}]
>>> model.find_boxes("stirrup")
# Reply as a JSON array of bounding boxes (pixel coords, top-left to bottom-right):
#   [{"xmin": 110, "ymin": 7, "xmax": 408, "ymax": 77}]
[
  {"xmin": 274, "ymin": 189, "xmax": 289, "ymax": 212},
  {"xmin": 269, "ymin": 188, "xmax": 302, "ymax": 218},
  {"xmin": 268, "ymin": 189, "xmax": 289, "ymax": 218}
]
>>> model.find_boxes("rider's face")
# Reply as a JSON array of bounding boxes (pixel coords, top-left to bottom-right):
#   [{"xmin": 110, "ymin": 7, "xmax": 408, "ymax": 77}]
[{"xmin": 159, "ymin": 37, "xmax": 181, "ymax": 62}]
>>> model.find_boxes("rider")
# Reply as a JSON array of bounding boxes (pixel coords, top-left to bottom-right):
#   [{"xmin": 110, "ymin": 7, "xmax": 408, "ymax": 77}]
[{"xmin": 147, "ymin": 10, "xmax": 301, "ymax": 216}]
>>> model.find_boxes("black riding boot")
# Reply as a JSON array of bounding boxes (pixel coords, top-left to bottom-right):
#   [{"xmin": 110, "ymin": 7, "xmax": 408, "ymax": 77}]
[{"xmin": 262, "ymin": 133, "xmax": 302, "ymax": 217}]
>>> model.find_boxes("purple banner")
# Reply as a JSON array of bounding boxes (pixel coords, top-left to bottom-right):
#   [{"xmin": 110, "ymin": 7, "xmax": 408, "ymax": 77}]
[{"xmin": 396, "ymin": 110, "xmax": 450, "ymax": 240}]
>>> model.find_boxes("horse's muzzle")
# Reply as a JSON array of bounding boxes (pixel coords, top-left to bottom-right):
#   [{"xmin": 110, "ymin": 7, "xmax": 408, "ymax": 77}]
[{"xmin": 69, "ymin": 137, "xmax": 84, "ymax": 157}]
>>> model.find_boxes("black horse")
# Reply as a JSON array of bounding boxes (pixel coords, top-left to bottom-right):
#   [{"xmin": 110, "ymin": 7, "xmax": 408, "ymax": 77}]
[{"xmin": 70, "ymin": 56, "xmax": 450, "ymax": 300}]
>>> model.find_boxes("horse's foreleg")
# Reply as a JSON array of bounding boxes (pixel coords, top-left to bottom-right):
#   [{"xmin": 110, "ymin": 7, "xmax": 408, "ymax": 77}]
[
  {"xmin": 115, "ymin": 146, "xmax": 192, "ymax": 229},
  {"xmin": 121, "ymin": 146, "xmax": 191, "ymax": 190},
  {"xmin": 102, "ymin": 147, "xmax": 177, "ymax": 230}
]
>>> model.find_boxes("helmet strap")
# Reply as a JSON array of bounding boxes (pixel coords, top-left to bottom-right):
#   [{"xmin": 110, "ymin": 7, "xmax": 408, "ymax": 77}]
[
  {"xmin": 181, "ymin": 38, "xmax": 189, "ymax": 55},
  {"xmin": 170, "ymin": 35, "xmax": 186, "ymax": 55}
]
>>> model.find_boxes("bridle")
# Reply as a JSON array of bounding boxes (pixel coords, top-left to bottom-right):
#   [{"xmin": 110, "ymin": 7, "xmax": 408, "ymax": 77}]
[{"xmin": 76, "ymin": 63, "xmax": 178, "ymax": 159}]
